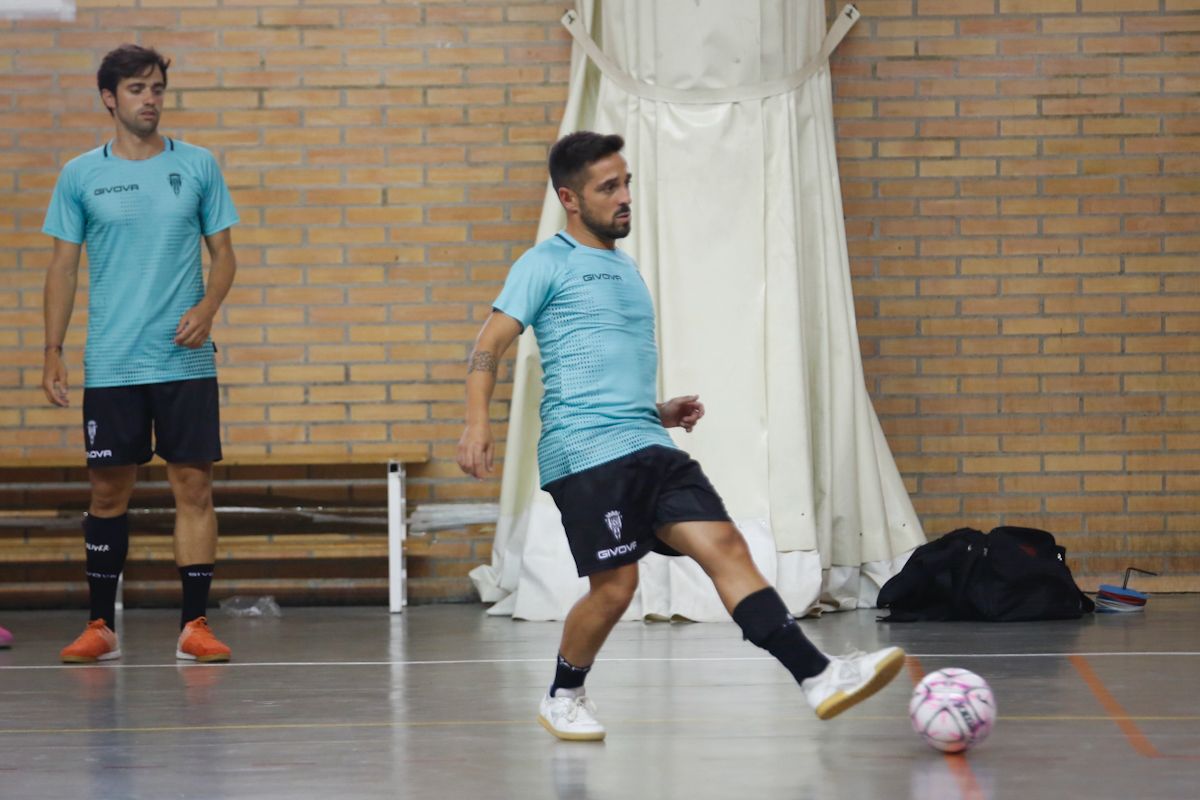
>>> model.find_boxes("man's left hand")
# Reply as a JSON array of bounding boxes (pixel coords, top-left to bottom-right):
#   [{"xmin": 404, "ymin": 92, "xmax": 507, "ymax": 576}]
[
  {"xmin": 658, "ymin": 394, "xmax": 705, "ymax": 432},
  {"xmin": 175, "ymin": 303, "xmax": 216, "ymax": 348}
]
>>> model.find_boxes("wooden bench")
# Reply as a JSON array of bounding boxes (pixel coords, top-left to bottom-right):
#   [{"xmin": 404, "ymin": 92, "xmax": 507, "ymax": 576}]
[{"xmin": 0, "ymin": 448, "xmax": 428, "ymax": 613}]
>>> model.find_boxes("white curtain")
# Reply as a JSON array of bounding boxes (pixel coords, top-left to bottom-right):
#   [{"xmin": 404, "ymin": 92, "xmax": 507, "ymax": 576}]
[{"xmin": 470, "ymin": 0, "xmax": 925, "ymax": 621}]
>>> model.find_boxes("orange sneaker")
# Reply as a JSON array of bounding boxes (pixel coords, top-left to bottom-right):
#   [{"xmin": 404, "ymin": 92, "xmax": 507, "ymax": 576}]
[
  {"xmin": 176, "ymin": 617, "xmax": 231, "ymax": 663},
  {"xmin": 61, "ymin": 619, "xmax": 121, "ymax": 663}
]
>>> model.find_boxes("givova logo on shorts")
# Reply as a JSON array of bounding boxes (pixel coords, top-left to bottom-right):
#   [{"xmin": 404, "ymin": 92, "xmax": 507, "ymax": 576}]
[
  {"xmin": 85, "ymin": 419, "xmax": 113, "ymax": 459},
  {"xmin": 596, "ymin": 540, "xmax": 637, "ymax": 561}
]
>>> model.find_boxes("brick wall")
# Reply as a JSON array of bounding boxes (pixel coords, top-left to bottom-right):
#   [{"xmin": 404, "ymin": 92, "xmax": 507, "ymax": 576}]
[
  {"xmin": 0, "ymin": 0, "xmax": 570, "ymax": 504},
  {"xmin": 1, "ymin": 1, "xmax": 1196, "ymax": 591},
  {"xmin": 836, "ymin": 0, "xmax": 1198, "ymax": 590}
]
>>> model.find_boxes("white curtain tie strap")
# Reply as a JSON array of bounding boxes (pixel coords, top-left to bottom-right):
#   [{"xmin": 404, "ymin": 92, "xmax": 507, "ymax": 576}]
[{"xmin": 560, "ymin": 3, "xmax": 860, "ymax": 105}]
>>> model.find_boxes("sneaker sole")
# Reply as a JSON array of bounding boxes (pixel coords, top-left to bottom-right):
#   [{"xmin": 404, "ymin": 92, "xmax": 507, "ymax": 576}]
[
  {"xmin": 537, "ymin": 714, "xmax": 606, "ymax": 742},
  {"xmin": 61, "ymin": 648, "xmax": 121, "ymax": 664},
  {"xmin": 176, "ymin": 649, "xmax": 230, "ymax": 663},
  {"xmin": 815, "ymin": 648, "xmax": 906, "ymax": 721}
]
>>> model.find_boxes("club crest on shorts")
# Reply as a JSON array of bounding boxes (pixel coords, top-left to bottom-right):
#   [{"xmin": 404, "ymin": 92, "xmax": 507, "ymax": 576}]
[
  {"xmin": 169, "ymin": 173, "xmax": 182, "ymax": 196},
  {"xmin": 603, "ymin": 510, "xmax": 623, "ymax": 541},
  {"xmin": 86, "ymin": 420, "xmax": 97, "ymax": 447}
]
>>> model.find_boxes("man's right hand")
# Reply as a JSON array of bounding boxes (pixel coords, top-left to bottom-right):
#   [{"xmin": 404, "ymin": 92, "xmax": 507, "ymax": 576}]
[
  {"xmin": 457, "ymin": 422, "xmax": 494, "ymax": 479},
  {"xmin": 42, "ymin": 351, "xmax": 70, "ymax": 407}
]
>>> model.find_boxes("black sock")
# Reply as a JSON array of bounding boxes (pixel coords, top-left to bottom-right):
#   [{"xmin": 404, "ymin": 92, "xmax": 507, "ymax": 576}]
[
  {"xmin": 84, "ymin": 513, "xmax": 129, "ymax": 631},
  {"xmin": 179, "ymin": 564, "xmax": 214, "ymax": 629},
  {"xmin": 732, "ymin": 587, "xmax": 830, "ymax": 683},
  {"xmin": 550, "ymin": 653, "xmax": 592, "ymax": 697}
]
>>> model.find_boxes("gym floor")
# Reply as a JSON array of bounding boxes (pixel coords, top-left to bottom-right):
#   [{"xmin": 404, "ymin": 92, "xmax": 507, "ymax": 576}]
[{"xmin": 1, "ymin": 598, "xmax": 1196, "ymax": 799}]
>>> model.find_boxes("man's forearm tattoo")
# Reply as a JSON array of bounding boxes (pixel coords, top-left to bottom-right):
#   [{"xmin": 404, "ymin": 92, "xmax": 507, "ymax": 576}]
[{"xmin": 468, "ymin": 350, "xmax": 498, "ymax": 374}]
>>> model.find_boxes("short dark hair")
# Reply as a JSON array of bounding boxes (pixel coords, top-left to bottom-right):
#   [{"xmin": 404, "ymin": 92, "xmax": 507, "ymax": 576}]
[
  {"xmin": 97, "ymin": 44, "xmax": 171, "ymax": 99},
  {"xmin": 548, "ymin": 131, "xmax": 625, "ymax": 192}
]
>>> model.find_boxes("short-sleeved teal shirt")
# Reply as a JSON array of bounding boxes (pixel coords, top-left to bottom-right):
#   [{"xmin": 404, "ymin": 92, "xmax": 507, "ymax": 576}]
[
  {"xmin": 494, "ymin": 231, "xmax": 675, "ymax": 486},
  {"xmin": 43, "ymin": 137, "xmax": 239, "ymax": 388}
]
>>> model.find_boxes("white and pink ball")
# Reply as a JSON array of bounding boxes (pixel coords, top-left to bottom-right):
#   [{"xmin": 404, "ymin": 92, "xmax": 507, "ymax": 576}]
[{"xmin": 909, "ymin": 668, "xmax": 997, "ymax": 754}]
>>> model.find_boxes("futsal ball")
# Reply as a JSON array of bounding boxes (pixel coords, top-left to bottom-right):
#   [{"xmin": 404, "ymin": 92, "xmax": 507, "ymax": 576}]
[{"xmin": 909, "ymin": 668, "xmax": 996, "ymax": 754}]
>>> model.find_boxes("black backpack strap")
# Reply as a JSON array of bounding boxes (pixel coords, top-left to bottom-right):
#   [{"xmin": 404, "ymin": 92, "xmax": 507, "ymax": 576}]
[{"xmin": 949, "ymin": 530, "xmax": 986, "ymax": 619}]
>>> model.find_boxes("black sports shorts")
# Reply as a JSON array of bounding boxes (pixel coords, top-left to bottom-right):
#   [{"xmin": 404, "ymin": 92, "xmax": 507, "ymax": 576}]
[
  {"xmin": 81, "ymin": 378, "xmax": 222, "ymax": 468},
  {"xmin": 543, "ymin": 445, "xmax": 732, "ymax": 577}
]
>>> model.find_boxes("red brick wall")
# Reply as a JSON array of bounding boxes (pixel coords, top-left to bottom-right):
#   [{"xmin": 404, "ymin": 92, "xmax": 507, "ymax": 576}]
[
  {"xmin": 1, "ymin": 1, "xmax": 1196, "ymax": 589},
  {"xmin": 835, "ymin": 0, "xmax": 1199, "ymax": 589},
  {"xmin": 0, "ymin": 0, "xmax": 570, "ymax": 505}
]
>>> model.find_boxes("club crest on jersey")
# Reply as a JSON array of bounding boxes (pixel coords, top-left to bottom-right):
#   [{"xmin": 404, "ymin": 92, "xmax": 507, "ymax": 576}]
[
  {"xmin": 604, "ymin": 510, "xmax": 623, "ymax": 541},
  {"xmin": 169, "ymin": 173, "xmax": 182, "ymax": 196}
]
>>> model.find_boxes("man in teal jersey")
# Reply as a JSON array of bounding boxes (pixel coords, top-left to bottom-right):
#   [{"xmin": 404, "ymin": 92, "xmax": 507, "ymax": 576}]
[
  {"xmin": 458, "ymin": 132, "xmax": 906, "ymax": 741},
  {"xmin": 42, "ymin": 45, "xmax": 237, "ymax": 664}
]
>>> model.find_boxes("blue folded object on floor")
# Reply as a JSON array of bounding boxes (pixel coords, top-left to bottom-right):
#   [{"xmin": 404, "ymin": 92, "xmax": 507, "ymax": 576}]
[{"xmin": 1095, "ymin": 567, "xmax": 1156, "ymax": 613}]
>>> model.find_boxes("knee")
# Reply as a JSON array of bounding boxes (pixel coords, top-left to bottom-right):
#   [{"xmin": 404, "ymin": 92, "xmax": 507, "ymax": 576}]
[
  {"xmin": 171, "ymin": 473, "xmax": 213, "ymax": 512},
  {"xmin": 89, "ymin": 491, "xmax": 129, "ymax": 516},
  {"xmin": 590, "ymin": 569, "xmax": 638, "ymax": 617},
  {"xmin": 659, "ymin": 521, "xmax": 754, "ymax": 569},
  {"xmin": 89, "ymin": 477, "xmax": 133, "ymax": 516},
  {"xmin": 706, "ymin": 527, "xmax": 753, "ymax": 565}
]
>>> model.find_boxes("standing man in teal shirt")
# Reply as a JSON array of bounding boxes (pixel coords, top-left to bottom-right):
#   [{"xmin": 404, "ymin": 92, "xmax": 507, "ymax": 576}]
[
  {"xmin": 42, "ymin": 45, "xmax": 238, "ymax": 664},
  {"xmin": 458, "ymin": 132, "xmax": 905, "ymax": 741}
]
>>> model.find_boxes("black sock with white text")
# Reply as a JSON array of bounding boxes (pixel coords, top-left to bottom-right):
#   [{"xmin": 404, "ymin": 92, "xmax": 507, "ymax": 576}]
[
  {"xmin": 732, "ymin": 587, "xmax": 830, "ymax": 683},
  {"xmin": 179, "ymin": 564, "xmax": 215, "ymax": 629},
  {"xmin": 84, "ymin": 513, "xmax": 129, "ymax": 631},
  {"xmin": 551, "ymin": 653, "xmax": 592, "ymax": 697}
]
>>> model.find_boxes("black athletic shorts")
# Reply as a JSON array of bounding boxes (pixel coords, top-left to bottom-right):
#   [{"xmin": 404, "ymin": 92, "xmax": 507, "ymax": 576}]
[
  {"xmin": 543, "ymin": 445, "xmax": 732, "ymax": 577},
  {"xmin": 81, "ymin": 378, "xmax": 222, "ymax": 468}
]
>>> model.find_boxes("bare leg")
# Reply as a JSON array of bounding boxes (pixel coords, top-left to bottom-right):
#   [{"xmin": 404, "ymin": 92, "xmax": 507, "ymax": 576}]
[
  {"xmin": 167, "ymin": 461, "xmax": 231, "ymax": 661},
  {"xmin": 658, "ymin": 519, "xmax": 830, "ymax": 682},
  {"xmin": 167, "ymin": 462, "xmax": 216, "ymax": 566},
  {"xmin": 655, "ymin": 520, "xmax": 769, "ymax": 612},
  {"xmin": 89, "ymin": 465, "xmax": 137, "ymax": 517},
  {"xmin": 558, "ymin": 562, "xmax": 639, "ymax": 668},
  {"xmin": 658, "ymin": 519, "xmax": 904, "ymax": 719},
  {"xmin": 538, "ymin": 565, "xmax": 634, "ymax": 740}
]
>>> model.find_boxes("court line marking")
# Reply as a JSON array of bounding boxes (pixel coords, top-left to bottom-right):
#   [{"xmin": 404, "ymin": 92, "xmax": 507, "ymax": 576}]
[
  {"xmin": 0, "ymin": 720, "xmax": 517, "ymax": 736},
  {"xmin": 1070, "ymin": 654, "xmax": 1165, "ymax": 760},
  {"xmin": 6, "ymin": 713, "xmax": 1200, "ymax": 738},
  {"xmin": 2, "ymin": 651, "xmax": 1199, "ymax": 671},
  {"xmin": 9, "ymin": 714, "xmax": 1200, "ymax": 734},
  {"xmin": 908, "ymin": 656, "xmax": 985, "ymax": 800}
]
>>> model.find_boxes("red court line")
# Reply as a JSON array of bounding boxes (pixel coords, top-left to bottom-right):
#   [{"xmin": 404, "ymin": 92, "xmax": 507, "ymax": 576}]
[
  {"xmin": 908, "ymin": 655, "xmax": 987, "ymax": 800},
  {"xmin": 1068, "ymin": 654, "xmax": 1164, "ymax": 760}
]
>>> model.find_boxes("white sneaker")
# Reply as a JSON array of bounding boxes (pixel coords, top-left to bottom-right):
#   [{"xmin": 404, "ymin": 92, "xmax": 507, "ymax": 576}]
[
  {"xmin": 802, "ymin": 646, "xmax": 906, "ymax": 720},
  {"xmin": 537, "ymin": 689, "xmax": 606, "ymax": 741}
]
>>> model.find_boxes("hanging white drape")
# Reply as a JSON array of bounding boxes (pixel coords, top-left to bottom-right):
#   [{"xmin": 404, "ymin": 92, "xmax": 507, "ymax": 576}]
[{"xmin": 470, "ymin": 0, "xmax": 925, "ymax": 621}]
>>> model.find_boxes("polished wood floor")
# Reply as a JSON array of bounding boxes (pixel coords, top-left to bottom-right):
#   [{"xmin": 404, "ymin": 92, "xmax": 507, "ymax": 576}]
[{"xmin": 1, "ymin": 599, "xmax": 1196, "ymax": 799}]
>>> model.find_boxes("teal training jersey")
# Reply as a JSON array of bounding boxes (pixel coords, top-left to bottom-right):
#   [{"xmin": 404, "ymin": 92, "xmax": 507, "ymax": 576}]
[
  {"xmin": 43, "ymin": 137, "xmax": 238, "ymax": 388},
  {"xmin": 494, "ymin": 231, "xmax": 675, "ymax": 486}
]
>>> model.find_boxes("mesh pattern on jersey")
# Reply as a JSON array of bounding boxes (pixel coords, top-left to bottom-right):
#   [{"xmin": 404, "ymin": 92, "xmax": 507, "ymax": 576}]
[
  {"xmin": 515, "ymin": 237, "xmax": 674, "ymax": 486},
  {"xmin": 47, "ymin": 142, "xmax": 230, "ymax": 388}
]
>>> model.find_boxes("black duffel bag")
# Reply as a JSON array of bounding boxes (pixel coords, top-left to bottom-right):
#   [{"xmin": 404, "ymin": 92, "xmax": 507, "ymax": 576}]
[{"xmin": 877, "ymin": 526, "xmax": 1094, "ymax": 623}]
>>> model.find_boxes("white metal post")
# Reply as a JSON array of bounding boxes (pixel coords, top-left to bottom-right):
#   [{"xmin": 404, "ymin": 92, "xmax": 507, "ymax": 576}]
[{"xmin": 387, "ymin": 460, "xmax": 406, "ymax": 613}]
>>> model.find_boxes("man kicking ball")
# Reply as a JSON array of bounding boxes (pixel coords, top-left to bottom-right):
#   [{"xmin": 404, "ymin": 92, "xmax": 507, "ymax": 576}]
[{"xmin": 457, "ymin": 131, "xmax": 905, "ymax": 741}]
